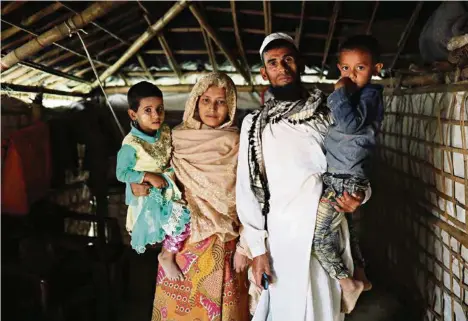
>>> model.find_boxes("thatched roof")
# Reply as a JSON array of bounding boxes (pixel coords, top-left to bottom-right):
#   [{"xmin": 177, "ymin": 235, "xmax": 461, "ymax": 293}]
[{"xmin": 1, "ymin": 1, "xmax": 441, "ymax": 99}]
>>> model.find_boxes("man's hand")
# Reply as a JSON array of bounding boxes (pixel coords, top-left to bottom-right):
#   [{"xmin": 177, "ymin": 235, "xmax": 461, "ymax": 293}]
[
  {"xmin": 233, "ymin": 251, "xmax": 251, "ymax": 273},
  {"xmin": 252, "ymin": 253, "xmax": 272, "ymax": 289},
  {"xmin": 334, "ymin": 77, "xmax": 358, "ymax": 93},
  {"xmin": 144, "ymin": 172, "xmax": 168, "ymax": 189},
  {"xmin": 334, "ymin": 191, "xmax": 365, "ymax": 213},
  {"xmin": 131, "ymin": 182, "xmax": 150, "ymax": 196}
]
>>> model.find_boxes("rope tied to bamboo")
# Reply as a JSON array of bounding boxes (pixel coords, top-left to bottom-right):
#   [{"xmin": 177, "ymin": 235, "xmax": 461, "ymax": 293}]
[{"xmin": 64, "ymin": 21, "xmax": 125, "ymax": 138}]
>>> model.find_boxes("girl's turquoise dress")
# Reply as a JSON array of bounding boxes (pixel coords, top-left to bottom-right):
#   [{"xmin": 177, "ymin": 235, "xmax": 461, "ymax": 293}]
[{"xmin": 116, "ymin": 124, "xmax": 190, "ymax": 253}]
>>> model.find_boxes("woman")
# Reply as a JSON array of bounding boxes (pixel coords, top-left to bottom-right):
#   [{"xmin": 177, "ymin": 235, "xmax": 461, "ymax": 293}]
[{"xmin": 133, "ymin": 73, "xmax": 250, "ymax": 321}]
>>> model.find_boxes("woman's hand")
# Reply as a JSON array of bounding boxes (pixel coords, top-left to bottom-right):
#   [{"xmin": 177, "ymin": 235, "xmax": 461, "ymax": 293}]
[
  {"xmin": 144, "ymin": 172, "xmax": 168, "ymax": 189},
  {"xmin": 130, "ymin": 182, "xmax": 150, "ymax": 196},
  {"xmin": 334, "ymin": 191, "xmax": 364, "ymax": 213},
  {"xmin": 233, "ymin": 251, "xmax": 251, "ymax": 274}
]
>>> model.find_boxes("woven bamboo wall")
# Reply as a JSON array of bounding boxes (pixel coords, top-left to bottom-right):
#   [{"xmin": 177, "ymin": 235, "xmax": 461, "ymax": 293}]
[{"xmin": 361, "ymin": 87, "xmax": 468, "ymax": 321}]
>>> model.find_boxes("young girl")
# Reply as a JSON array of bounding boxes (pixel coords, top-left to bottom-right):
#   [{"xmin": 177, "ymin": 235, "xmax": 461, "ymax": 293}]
[{"xmin": 116, "ymin": 81, "xmax": 190, "ymax": 281}]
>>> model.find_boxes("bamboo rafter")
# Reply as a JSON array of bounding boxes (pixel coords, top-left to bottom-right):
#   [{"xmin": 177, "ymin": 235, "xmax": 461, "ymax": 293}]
[
  {"xmin": 295, "ymin": 1, "xmax": 306, "ymax": 49},
  {"xmin": 366, "ymin": 1, "xmax": 380, "ymax": 35},
  {"xmin": 389, "ymin": 1, "xmax": 424, "ymax": 71},
  {"xmin": 1, "ymin": 2, "xmax": 63, "ymax": 41},
  {"xmin": 190, "ymin": 3, "xmax": 251, "ymax": 84},
  {"xmin": 1, "ymin": 1, "xmax": 120, "ymax": 71},
  {"xmin": 320, "ymin": 2, "xmax": 341, "ymax": 78},
  {"xmin": 263, "ymin": 0, "xmax": 272, "ymax": 36},
  {"xmin": 74, "ymin": 0, "xmax": 191, "ymax": 92},
  {"xmin": 230, "ymin": 0, "xmax": 252, "ymax": 84},
  {"xmin": 158, "ymin": 34, "xmax": 182, "ymax": 80}
]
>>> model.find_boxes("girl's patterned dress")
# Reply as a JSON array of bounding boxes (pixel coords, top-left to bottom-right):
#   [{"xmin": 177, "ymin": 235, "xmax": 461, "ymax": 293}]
[{"xmin": 116, "ymin": 124, "xmax": 190, "ymax": 254}]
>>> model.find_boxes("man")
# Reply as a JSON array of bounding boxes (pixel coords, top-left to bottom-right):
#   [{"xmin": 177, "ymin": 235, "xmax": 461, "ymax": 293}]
[{"xmin": 236, "ymin": 33, "xmax": 368, "ymax": 321}]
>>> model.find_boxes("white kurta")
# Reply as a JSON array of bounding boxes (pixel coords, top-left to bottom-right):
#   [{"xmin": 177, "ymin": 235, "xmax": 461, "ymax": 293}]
[{"xmin": 236, "ymin": 114, "xmax": 354, "ymax": 321}]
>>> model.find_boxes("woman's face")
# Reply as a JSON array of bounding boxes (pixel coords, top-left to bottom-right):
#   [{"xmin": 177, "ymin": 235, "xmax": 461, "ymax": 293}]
[{"xmin": 198, "ymin": 86, "xmax": 229, "ymax": 128}]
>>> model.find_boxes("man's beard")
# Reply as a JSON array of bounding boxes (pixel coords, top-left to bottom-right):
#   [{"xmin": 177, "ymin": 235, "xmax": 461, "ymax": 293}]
[{"xmin": 269, "ymin": 76, "xmax": 303, "ymax": 101}]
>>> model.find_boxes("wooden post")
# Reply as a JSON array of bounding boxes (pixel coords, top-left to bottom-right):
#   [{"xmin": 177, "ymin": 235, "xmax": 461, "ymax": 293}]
[
  {"xmin": 389, "ymin": 1, "xmax": 424, "ymax": 71},
  {"xmin": 190, "ymin": 4, "xmax": 251, "ymax": 84},
  {"xmin": 74, "ymin": 0, "xmax": 191, "ymax": 92},
  {"xmin": 0, "ymin": 1, "xmax": 119, "ymax": 71},
  {"xmin": 320, "ymin": 2, "xmax": 341, "ymax": 78},
  {"xmin": 366, "ymin": 1, "xmax": 380, "ymax": 35}
]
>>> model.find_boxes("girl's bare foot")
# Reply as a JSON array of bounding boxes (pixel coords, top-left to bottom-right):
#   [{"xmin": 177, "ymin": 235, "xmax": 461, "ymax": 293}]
[
  {"xmin": 158, "ymin": 249, "xmax": 184, "ymax": 281},
  {"xmin": 339, "ymin": 277, "xmax": 364, "ymax": 314},
  {"xmin": 354, "ymin": 266, "xmax": 372, "ymax": 291}
]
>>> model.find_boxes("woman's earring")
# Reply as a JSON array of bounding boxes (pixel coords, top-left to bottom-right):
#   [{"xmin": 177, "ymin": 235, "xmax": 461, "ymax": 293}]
[{"xmin": 132, "ymin": 120, "xmax": 138, "ymax": 128}]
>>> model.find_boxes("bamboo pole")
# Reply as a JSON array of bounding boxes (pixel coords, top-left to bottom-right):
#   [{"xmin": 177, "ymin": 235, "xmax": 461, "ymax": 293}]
[
  {"xmin": 2, "ymin": 31, "xmax": 113, "ymax": 84},
  {"xmin": 158, "ymin": 35, "xmax": 182, "ymax": 80},
  {"xmin": 263, "ymin": 0, "xmax": 272, "ymax": 36},
  {"xmin": 104, "ymin": 83, "xmax": 335, "ymax": 95},
  {"xmin": 366, "ymin": 1, "xmax": 380, "ymax": 35},
  {"xmin": 204, "ymin": 6, "xmax": 365, "ymax": 24},
  {"xmin": 2, "ymin": 3, "xmax": 63, "ymax": 41},
  {"xmin": 57, "ymin": 1, "xmax": 130, "ymax": 46},
  {"xmin": 1, "ymin": 1, "xmax": 26, "ymax": 15},
  {"xmin": 1, "ymin": 1, "xmax": 119, "ymax": 71},
  {"xmin": 1, "ymin": 12, "xmax": 76, "ymax": 52},
  {"xmin": 320, "ymin": 2, "xmax": 341, "ymax": 78},
  {"xmin": 1, "ymin": 83, "xmax": 89, "ymax": 97},
  {"xmin": 201, "ymin": 29, "xmax": 218, "ymax": 73},
  {"xmin": 14, "ymin": 60, "xmax": 91, "ymax": 84},
  {"xmin": 168, "ymin": 27, "xmax": 202, "ymax": 32},
  {"xmin": 230, "ymin": 0, "xmax": 252, "ymax": 84},
  {"xmin": 137, "ymin": 54, "xmax": 155, "ymax": 81},
  {"xmin": 1, "ymin": 18, "xmax": 110, "ymax": 67},
  {"xmin": 295, "ymin": 1, "xmax": 306, "ymax": 49},
  {"xmin": 190, "ymin": 4, "xmax": 251, "ymax": 85},
  {"xmin": 389, "ymin": 1, "xmax": 424, "ymax": 71},
  {"xmin": 14, "ymin": 52, "xmax": 76, "ymax": 84},
  {"xmin": 74, "ymin": 0, "xmax": 191, "ymax": 92},
  {"xmin": 125, "ymin": 71, "xmax": 266, "ymax": 77}
]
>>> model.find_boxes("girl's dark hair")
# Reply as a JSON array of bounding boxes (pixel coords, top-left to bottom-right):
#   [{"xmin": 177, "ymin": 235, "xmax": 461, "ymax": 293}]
[
  {"xmin": 127, "ymin": 81, "xmax": 163, "ymax": 111},
  {"xmin": 339, "ymin": 35, "xmax": 381, "ymax": 62}
]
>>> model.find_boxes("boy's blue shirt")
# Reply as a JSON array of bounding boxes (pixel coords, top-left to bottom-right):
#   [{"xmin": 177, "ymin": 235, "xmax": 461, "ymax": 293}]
[{"xmin": 324, "ymin": 83, "xmax": 384, "ymax": 178}]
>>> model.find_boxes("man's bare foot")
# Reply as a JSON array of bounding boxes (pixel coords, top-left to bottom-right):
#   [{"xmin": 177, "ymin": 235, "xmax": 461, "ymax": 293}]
[
  {"xmin": 339, "ymin": 278, "xmax": 364, "ymax": 314},
  {"xmin": 158, "ymin": 250, "xmax": 184, "ymax": 281},
  {"xmin": 354, "ymin": 266, "xmax": 372, "ymax": 291}
]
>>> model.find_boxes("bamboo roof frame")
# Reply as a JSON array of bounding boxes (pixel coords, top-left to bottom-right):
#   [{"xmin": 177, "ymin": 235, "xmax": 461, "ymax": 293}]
[
  {"xmin": 0, "ymin": 1, "xmax": 119, "ymax": 71},
  {"xmin": 0, "ymin": 1, "xmax": 448, "ymax": 92},
  {"xmin": 1, "ymin": 2, "xmax": 63, "ymax": 41},
  {"xmin": 73, "ymin": 0, "xmax": 191, "ymax": 92}
]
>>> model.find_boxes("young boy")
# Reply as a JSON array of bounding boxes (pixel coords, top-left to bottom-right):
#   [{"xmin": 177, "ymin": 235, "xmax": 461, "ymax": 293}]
[{"xmin": 311, "ymin": 35, "xmax": 384, "ymax": 313}]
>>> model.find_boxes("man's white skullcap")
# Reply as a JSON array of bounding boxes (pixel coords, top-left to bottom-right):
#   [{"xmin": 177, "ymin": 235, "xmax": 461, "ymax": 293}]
[{"xmin": 259, "ymin": 32, "xmax": 297, "ymax": 58}]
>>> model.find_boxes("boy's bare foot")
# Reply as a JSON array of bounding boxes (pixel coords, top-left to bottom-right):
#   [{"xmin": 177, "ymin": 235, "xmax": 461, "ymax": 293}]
[
  {"xmin": 339, "ymin": 278, "xmax": 364, "ymax": 314},
  {"xmin": 158, "ymin": 250, "xmax": 184, "ymax": 281},
  {"xmin": 354, "ymin": 266, "xmax": 372, "ymax": 291}
]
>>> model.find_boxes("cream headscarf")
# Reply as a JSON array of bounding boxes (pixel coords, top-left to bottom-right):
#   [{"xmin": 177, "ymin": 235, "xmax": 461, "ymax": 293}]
[{"xmin": 171, "ymin": 72, "xmax": 240, "ymax": 243}]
